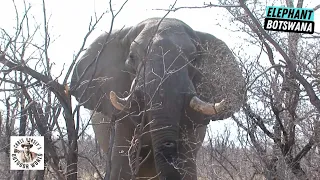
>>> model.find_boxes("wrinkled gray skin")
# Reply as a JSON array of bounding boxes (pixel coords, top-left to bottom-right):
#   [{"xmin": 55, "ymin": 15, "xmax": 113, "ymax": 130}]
[{"xmin": 70, "ymin": 18, "xmax": 245, "ymax": 180}]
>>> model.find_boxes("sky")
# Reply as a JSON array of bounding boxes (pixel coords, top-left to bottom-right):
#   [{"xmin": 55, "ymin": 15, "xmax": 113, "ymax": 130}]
[{"xmin": 0, "ymin": 0, "xmax": 319, "ymax": 139}]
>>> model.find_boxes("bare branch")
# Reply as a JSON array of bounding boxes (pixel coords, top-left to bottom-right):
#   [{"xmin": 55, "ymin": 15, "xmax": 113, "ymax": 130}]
[
  {"xmin": 239, "ymin": 0, "xmax": 320, "ymax": 112},
  {"xmin": 153, "ymin": 2, "xmax": 240, "ymax": 12}
]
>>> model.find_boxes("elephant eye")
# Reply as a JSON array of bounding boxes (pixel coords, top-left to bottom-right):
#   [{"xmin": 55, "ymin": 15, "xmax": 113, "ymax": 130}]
[
  {"xmin": 129, "ymin": 53, "xmax": 135, "ymax": 60},
  {"xmin": 128, "ymin": 53, "xmax": 137, "ymax": 65},
  {"xmin": 126, "ymin": 53, "xmax": 137, "ymax": 70}
]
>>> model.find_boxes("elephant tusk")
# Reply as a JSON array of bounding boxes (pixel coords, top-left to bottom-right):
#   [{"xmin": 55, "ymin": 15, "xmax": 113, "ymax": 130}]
[
  {"xmin": 109, "ymin": 91, "xmax": 130, "ymax": 111},
  {"xmin": 189, "ymin": 96, "xmax": 227, "ymax": 115}
]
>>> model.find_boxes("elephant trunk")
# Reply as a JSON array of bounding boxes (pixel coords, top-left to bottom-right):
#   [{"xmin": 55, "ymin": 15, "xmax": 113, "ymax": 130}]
[
  {"xmin": 149, "ymin": 110, "xmax": 181, "ymax": 179},
  {"xmin": 146, "ymin": 73, "xmax": 186, "ymax": 179}
]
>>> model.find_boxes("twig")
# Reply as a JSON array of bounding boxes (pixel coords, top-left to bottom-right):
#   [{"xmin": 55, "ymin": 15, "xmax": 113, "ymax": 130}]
[
  {"xmin": 246, "ymin": 64, "xmax": 285, "ymax": 91},
  {"xmin": 63, "ymin": 12, "xmax": 106, "ymax": 85},
  {"xmin": 239, "ymin": 0, "xmax": 320, "ymax": 112},
  {"xmin": 153, "ymin": 2, "xmax": 240, "ymax": 12},
  {"xmin": 79, "ymin": 154, "xmax": 104, "ymax": 180}
]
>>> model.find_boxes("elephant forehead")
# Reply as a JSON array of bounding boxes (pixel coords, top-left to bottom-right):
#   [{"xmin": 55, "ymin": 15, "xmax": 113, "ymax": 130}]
[{"xmin": 130, "ymin": 22, "xmax": 196, "ymax": 55}]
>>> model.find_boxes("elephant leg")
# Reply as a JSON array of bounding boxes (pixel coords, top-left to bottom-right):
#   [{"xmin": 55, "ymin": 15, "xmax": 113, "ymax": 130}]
[
  {"xmin": 136, "ymin": 146, "xmax": 157, "ymax": 179},
  {"xmin": 91, "ymin": 112, "xmax": 111, "ymax": 152},
  {"xmin": 138, "ymin": 163, "xmax": 157, "ymax": 180},
  {"xmin": 110, "ymin": 120, "xmax": 136, "ymax": 180}
]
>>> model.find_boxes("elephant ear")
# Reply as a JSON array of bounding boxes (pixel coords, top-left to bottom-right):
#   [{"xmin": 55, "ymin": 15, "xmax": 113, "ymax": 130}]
[
  {"xmin": 70, "ymin": 27, "xmax": 139, "ymax": 116},
  {"xmin": 193, "ymin": 31, "xmax": 246, "ymax": 120}
]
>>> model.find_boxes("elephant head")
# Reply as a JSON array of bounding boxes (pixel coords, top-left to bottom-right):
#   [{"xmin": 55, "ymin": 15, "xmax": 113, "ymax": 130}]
[{"xmin": 70, "ymin": 17, "xmax": 245, "ymax": 179}]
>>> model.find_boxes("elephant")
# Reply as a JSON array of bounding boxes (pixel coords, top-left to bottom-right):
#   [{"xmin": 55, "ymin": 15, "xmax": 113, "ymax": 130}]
[{"xmin": 70, "ymin": 17, "xmax": 246, "ymax": 180}]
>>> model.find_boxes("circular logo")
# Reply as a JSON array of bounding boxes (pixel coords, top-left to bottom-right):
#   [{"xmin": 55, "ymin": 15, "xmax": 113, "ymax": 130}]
[{"xmin": 10, "ymin": 136, "xmax": 44, "ymax": 170}]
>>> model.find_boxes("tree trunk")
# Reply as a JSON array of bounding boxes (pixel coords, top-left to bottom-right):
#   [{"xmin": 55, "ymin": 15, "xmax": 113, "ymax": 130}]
[
  {"xmin": 65, "ymin": 109, "xmax": 78, "ymax": 179},
  {"xmin": 5, "ymin": 98, "xmax": 11, "ymax": 179},
  {"xmin": 15, "ymin": 90, "xmax": 27, "ymax": 180}
]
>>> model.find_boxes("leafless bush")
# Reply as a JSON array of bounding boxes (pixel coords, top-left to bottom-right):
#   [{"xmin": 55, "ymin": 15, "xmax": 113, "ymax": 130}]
[
  {"xmin": 195, "ymin": 0, "xmax": 320, "ymax": 179},
  {"xmin": 0, "ymin": 0, "xmax": 124, "ymax": 179},
  {"xmin": 1, "ymin": 0, "xmax": 319, "ymax": 179}
]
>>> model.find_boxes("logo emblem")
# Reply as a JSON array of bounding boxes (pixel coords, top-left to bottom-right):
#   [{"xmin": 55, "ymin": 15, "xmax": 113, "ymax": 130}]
[
  {"xmin": 264, "ymin": 6, "xmax": 315, "ymax": 34},
  {"xmin": 10, "ymin": 136, "xmax": 44, "ymax": 170}
]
